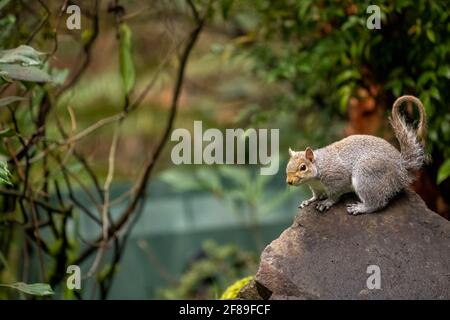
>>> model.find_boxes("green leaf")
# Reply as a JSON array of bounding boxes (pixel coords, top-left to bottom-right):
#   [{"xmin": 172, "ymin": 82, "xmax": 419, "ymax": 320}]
[
  {"xmin": 219, "ymin": 166, "xmax": 250, "ymax": 187},
  {"xmin": 297, "ymin": 0, "xmax": 312, "ymax": 19},
  {"xmin": 338, "ymin": 85, "xmax": 352, "ymax": 113},
  {"xmin": 0, "ymin": 160, "xmax": 12, "ymax": 185},
  {"xmin": 97, "ymin": 264, "xmax": 119, "ymax": 283},
  {"xmin": 0, "ymin": 250, "xmax": 10, "ymax": 272},
  {"xmin": 0, "ymin": 64, "xmax": 51, "ymax": 82},
  {"xmin": 119, "ymin": 24, "xmax": 135, "ymax": 95},
  {"xmin": 220, "ymin": 0, "xmax": 235, "ymax": 19},
  {"xmin": 0, "ymin": 45, "xmax": 45, "ymax": 66},
  {"xmin": 403, "ymin": 77, "xmax": 415, "ymax": 88},
  {"xmin": 341, "ymin": 15, "xmax": 364, "ymax": 30},
  {"xmin": 159, "ymin": 169, "xmax": 202, "ymax": 192},
  {"xmin": 437, "ymin": 65, "xmax": 450, "ymax": 79},
  {"xmin": 226, "ymin": 189, "xmax": 248, "ymax": 202},
  {"xmin": 335, "ymin": 70, "xmax": 359, "ymax": 86},
  {"xmin": 50, "ymin": 68, "xmax": 69, "ymax": 86},
  {"xmin": 196, "ymin": 168, "xmax": 223, "ymax": 194},
  {"xmin": 0, "ymin": 0, "xmax": 11, "ymax": 11},
  {"xmin": 429, "ymin": 87, "xmax": 441, "ymax": 101},
  {"xmin": 426, "ymin": 29, "xmax": 436, "ymax": 43},
  {"xmin": 0, "ymin": 70, "xmax": 12, "ymax": 82},
  {"xmin": 220, "ymin": 276, "xmax": 254, "ymax": 300},
  {"xmin": 0, "ymin": 96, "xmax": 26, "ymax": 107},
  {"xmin": 0, "ymin": 128, "xmax": 15, "ymax": 137},
  {"xmin": 437, "ymin": 159, "xmax": 450, "ymax": 184},
  {"xmin": 417, "ymin": 71, "xmax": 436, "ymax": 87},
  {"xmin": 81, "ymin": 29, "xmax": 94, "ymax": 45},
  {"xmin": 390, "ymin": 80, "xmax": 403, "ymax": 97},
  {"xmin": 0, "ymin": 282, "xmax": 54, "ymax": 296}
]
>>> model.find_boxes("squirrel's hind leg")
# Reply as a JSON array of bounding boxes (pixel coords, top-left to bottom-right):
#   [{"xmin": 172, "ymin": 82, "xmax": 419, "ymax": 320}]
[
  {"xmin": 346, "ymin": 202, "xmax": 379, "ymax": 215},
  {"xmin": 348, "ymin": 169, "xmax": 392, "ymax": 215}
]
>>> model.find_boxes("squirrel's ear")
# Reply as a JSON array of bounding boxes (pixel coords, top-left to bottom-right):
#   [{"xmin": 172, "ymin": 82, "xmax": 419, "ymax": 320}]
[
  {"xmin": 305, "ymin": 147, "xmax": 314, "ymax": 162},
  {"xmin": 288, "ymin": 147, "xmax": 294, "ymax": 157}
]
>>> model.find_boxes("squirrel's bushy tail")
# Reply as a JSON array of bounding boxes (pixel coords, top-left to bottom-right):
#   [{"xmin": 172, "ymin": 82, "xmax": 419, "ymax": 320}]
[{"xmin": 389, "ymin": 95, "xmax": 427, "ymax": 174}]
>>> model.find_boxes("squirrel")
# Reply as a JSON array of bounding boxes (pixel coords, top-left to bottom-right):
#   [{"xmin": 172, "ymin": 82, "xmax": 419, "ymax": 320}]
[{"xmin": 286, "ymin": 95, "xmax": 428, "ymax": 215}]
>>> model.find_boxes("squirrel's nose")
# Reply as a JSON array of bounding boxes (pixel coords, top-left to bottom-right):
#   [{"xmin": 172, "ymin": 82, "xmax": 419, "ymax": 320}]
[{"xmin": 287, "ymin": 178, "xmax": 293, "ymax": 185}]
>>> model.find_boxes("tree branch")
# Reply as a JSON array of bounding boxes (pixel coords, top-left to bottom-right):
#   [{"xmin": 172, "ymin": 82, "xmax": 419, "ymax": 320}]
[{"xmin": 73, "ymin": 0, "xmax": 206, "ymax": 266}]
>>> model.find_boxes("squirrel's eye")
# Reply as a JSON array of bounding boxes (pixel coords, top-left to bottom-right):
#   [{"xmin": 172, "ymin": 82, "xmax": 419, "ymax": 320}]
[{"xmin": 300, "ymin": 164, "xmax": 306, "ymax": 171}]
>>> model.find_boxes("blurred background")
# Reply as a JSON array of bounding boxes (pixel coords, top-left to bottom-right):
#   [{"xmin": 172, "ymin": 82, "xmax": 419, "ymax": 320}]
[{"xmin": 0, "ymin": 0, "xmax": 449, "ymax": 299}]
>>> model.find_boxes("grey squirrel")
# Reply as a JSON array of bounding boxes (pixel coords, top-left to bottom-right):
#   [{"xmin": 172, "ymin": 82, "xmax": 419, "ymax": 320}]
[{"xmin": 286, "ymin": 95, "xmax": 428, "ymax": 215}]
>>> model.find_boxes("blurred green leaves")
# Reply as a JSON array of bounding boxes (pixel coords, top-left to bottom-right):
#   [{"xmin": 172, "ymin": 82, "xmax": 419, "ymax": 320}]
[
  {"xmin": 0, "ymin": 96, "xmax": 25, "ymax": 107},
  {"xmin": 0, "ymin": 0, "xmax": 11, "ymax": 12},
  {"xmin": 0, "ymin": 64, "xmax": 51, "ymax": 83},
  {"xmin": 0, "ymin": 128, "xmax": 15, "ymax": 137},
  {"xmin": 220, "ymin": 0, "xmax": 235, "ymax": 19},
  {"xmin": 220, "ymin": 275, "xmax": 253, "ymax": 300},
  {"xmin": 437, "ymin": 159, "xmax": 450, "ymax": 185},
  {"xmin": 230, "ymin": 0, "xmax": 450, "ymax": 186},
  {"xmin": 0, "ymin": 282, "xmax": 54, "ymax": 297},
  {"xmin": 160, "ymin": 166, "xmax": 293, "ymax": 217},
  {"xmin": 0, "ymin": 45, "xmax": 44, "ymax": 66},
  {"xmin": 0, "ymin": 160, "xmax": 11, "ymax": 185},
  {"xmin": 157, "ymin": 240, "xmax": 257, "ymax": 300},
  {"xmin": 0, "ymin": 45, "xmax": 50, "ymax": 83},
  {"xmin": 119, "ymin": 23, "xmax": 135, "ymax": 96},
  {"xmin": 0, "ymin": 44, "xmax": 50, "ymax": 188}
]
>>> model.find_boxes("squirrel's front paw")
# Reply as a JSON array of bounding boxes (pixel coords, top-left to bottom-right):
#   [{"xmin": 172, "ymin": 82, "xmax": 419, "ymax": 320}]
[
  {"xmin": 315, "ymin": 199, "xmax": 334, "ymax": 212},
  {"xmin": 298, "ymin": 200, "xmax": 312, "ymax": 208}
]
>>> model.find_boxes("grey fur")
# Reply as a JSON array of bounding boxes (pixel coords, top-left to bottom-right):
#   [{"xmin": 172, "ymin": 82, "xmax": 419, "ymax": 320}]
[{"xmin": 289, "ymin": 95, "xmax": 428, "ymax": 215}]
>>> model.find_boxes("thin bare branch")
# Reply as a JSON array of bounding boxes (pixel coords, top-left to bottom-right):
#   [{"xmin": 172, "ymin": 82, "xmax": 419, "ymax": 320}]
[{"xmin": 74, "ymin": 0, "xmax": 206, "ymax": 265}]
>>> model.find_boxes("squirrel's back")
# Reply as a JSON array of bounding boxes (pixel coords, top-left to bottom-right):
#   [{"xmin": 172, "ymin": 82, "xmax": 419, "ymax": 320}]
[{"xmin": 316, "ymin": 134, "xmax": 401, "ymax": 170}]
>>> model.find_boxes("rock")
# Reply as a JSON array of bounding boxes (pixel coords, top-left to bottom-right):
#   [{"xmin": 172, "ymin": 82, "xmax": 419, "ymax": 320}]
[
  {"xmin": 237, "ymin": 280, "xmax": 271, "ymax": 300},
  {"xmin": 242, "ymin": 190, "xmax": 450, "ymax": 299}
]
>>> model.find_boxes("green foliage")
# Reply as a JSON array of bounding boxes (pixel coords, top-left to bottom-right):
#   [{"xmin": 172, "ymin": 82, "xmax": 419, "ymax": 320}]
[
  {"xmin": 220, "ymin": 275, "xmax": 253, "ymax": 299},
  {"xmin": 0, "ymin": 44, "xmax": 50, "ymax": 188},
  {"xmin": 437, "ymin": 159, "xmax": 450, "ymax": 185},
  {"xmin": 0, "ymin": 0, "xmax": 11, "ymax": 11},
  {"xmin": 0, "ymin": 2, "xmax": 15, "ymax": 47},
  {"xmin": 0, "ymin": 128, "xmax": 15, "ymax": 137},
  {"xmin": 158, "ymin": 241, "xmax": 257, "ymax": 300},
  {"xmin": 0, "ymin": 159, "xmax": 11, "ymax": 185},
  {"xmin": 220, "ymin": 0, "xmax": 235, "ymax": 20},
  {"xmin": 160, "ymin": 166, "xmax": 293, "ymax": 216},
  {"xmin": 119, "ymin": 23, "xmax": 135, "ymax": 96},
  {"xmin": 0, "ymin": 64, "xmax": 51, "ymax": 83},
  {"xmin": 231, "ymin": 0, "xmax": 450, "ymax": 182},
  {"xmin": 97, "ymin": 264, "xmax": 120, "ymax": 284},
  {"xmin": 0, "ymin": 96, "xmax": 25, "ymax": 107},
  {"xmin": 0, "ymin": 282, "xmax": 54, "ymax": 297},
  {"xmin": 0, "ymin": 45, "xmax": 45, "ymax": 66},
  {"xmin": 0, "ymin": 45, "xmax": 51, "ymax": 82}
]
